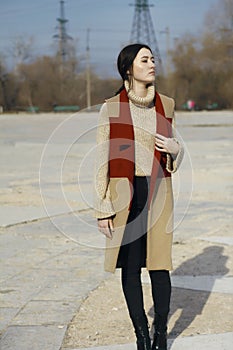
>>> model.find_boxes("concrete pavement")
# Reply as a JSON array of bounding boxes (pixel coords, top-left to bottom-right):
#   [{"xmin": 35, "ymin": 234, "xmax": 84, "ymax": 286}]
[
  {"xmin": 66, "ymin": 332, "xmax": 233, "ymax": 350},
  {"xmin": 0, "ymin": 211, "xmax": 109, "ymax": 350},
  {"xmin": 170, "ymin": 333, "xmax": 233, "ymax": 350},
  {"xmin": 0, "ymin": 111, "xmax": 233, "ymax": 349}
]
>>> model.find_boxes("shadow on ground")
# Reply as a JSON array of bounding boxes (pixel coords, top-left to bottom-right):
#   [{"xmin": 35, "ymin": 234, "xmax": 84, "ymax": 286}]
[{"xmin": 148, "ymin": 245, "xmax": 229, "ymax": 348}]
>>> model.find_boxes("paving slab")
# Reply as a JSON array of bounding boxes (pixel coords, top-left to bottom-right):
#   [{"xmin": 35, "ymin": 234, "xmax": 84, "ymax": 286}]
[
  {"xmin": 0, "ymin": 325, "xmax": 67, "ymax": 350},
  {"xmin": 200, "ymin": 236, "xmax": 233, "ymax": 246},
  {"xmin": 64, "ymin": 332, "xmax": 233, "ymax": 350},
  {"xmin": 142, "ymin": 274, "xmax": 233, "ymax": 294},
  {"xmin": 11, "ymin": 300, "xmax": 79, "ymax": 326},
  {"xmin": 171, "ymin": 275, "xmax": 233, "ymax": 294},
  {"xmin": 0, "ymin": 206, "xmax": 47, "ymax": 227}
]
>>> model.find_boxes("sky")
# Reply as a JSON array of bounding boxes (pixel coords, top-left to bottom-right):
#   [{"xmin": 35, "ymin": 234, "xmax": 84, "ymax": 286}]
[{"xmin": 0, "ymin": 0, "xmax": 219, "ymax": 77}]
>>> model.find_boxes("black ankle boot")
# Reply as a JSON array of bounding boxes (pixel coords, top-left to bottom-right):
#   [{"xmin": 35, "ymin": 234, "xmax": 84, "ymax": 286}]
[
  {"xmin": 151, "ymin": 330, "xmax": 167, "ymax": 350},
  {"xmin": 151, "ymin": 314, "xmax": 168, "ymax": 350},
  {"xmin": 132, "ymin": 314, "xmax": 152, "ymax": 350}
]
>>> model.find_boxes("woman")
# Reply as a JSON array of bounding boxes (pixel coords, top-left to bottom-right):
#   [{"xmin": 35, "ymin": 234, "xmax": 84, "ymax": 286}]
[{"xmin": 94, "ymin": 43, "xmax": 183, "ymax": 350}]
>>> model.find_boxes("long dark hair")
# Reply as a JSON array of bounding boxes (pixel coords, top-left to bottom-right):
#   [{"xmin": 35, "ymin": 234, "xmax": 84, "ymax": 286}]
[{"xmin": 115, "ymin": 43, "xmax": 152, "ymax": 95}]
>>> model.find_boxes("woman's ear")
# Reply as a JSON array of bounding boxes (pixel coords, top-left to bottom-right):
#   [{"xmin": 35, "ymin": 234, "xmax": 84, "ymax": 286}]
[{"xmin": 127, "ymin": 67, "xmax": 133, "ymax": 76}]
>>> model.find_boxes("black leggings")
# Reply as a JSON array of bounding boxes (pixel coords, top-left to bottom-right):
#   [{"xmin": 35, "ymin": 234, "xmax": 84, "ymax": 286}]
[
  {"xmin": 121, "ymin": 266, "xmax": 171, "ymax": 321},
  {"xmin": 120, "ymin": 176, "xmax": 171, "ymax": 322}
]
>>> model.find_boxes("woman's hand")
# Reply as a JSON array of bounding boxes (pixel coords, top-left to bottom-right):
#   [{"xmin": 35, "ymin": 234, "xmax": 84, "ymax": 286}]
[
  {"xmin": 155, "ymin": 133, "xmax": 180, "ymax": 156},
  {"xmin": 98, "ymin": 218, "xmax": 114, "ymax": 239}
]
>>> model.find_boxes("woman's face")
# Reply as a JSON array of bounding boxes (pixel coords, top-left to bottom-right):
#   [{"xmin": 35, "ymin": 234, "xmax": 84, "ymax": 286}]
[{"xmin": 131, "ymin": 48, "xmax": 155, "ymax": 85}]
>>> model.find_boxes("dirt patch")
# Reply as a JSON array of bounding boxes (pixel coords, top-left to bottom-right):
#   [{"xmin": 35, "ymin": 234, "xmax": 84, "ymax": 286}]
[{"xmin": 62, "ymin": 239, "xmax": 233, "ymax": 348}]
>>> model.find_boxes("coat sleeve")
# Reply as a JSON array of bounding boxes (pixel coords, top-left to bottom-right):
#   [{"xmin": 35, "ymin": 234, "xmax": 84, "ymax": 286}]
[
  {"xmin": 165, "ymin": 99, "xmax": 184, "ymax": 173},
  {"xmin": 93, "ymin": 103, "xmax": 116, "ymax": 219}
]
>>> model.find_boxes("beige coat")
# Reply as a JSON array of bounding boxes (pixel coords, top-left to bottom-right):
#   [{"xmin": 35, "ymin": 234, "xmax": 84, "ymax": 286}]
[{"xmin": 95, "ymin": 93, "xmax": 183, "ymax": 273}]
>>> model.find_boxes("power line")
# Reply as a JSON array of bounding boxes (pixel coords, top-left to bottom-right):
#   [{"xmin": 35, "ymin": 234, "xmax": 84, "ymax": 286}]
[{"xmin": 0, "ymin": 3, "xmax": 55, "ymax": 16}]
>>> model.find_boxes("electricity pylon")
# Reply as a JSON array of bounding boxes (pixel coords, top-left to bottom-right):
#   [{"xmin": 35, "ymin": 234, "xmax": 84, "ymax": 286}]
[
  {"xmin": 53, "ymin": 0, "xmax": 72, "ymax": 66},
  {"xmin": 130, "ymin": 0, "xmax": 162, "ymax": 71}
]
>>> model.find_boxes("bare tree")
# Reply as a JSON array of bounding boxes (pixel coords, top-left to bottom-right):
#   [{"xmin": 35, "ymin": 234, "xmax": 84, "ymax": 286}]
[
  {"xmin": 0, "ymin": 54, "xmax": 19, "ymax": 110},
  {"xmin": 9, "ymin": 35, "xmax": 34, "ymax": 73},
  {"xmin": 204, "ymin": 0, "xmax": 233, "ymax": 36},
  {"xmin": 0, "ymin": 55, "xmax": 8, "ymax": 109},
  {"xmin": 169, "ymin": 0, "xmax": 233, "ymax": 109}
]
